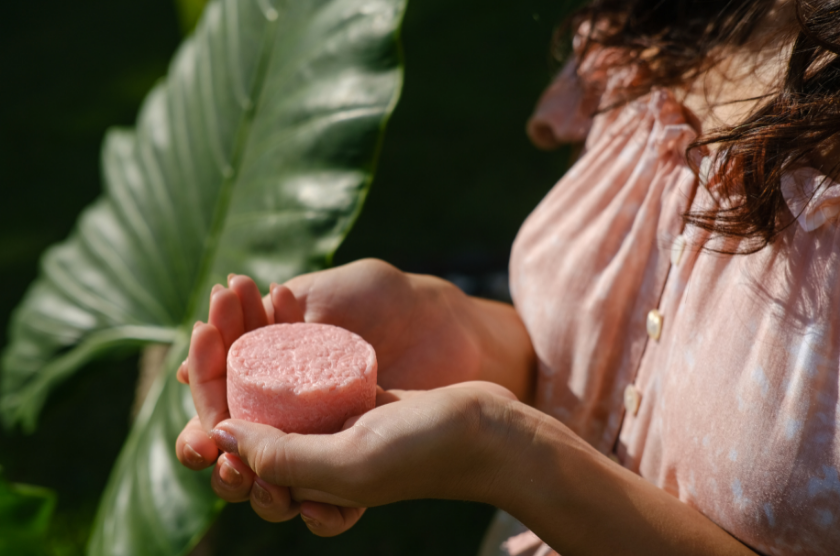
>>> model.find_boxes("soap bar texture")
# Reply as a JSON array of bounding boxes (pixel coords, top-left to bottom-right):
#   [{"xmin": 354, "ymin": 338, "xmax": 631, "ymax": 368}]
[{"xmin": 227, "ymin": 323, "xmax": 377, "ymax": 434}]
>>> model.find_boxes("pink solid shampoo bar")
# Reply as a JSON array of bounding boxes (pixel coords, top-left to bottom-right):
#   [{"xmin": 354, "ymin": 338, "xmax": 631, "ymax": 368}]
[{"xmin": 227, "ymin": 323, "xmax": 377, "ymax": 434}]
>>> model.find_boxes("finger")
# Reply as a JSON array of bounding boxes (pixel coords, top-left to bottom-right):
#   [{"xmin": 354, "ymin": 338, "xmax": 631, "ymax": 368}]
[
  {"xmin": 250, "ymin": 477, "xmax": 300, "ymax": 523},
  {"xmin": 374, "ymin": 387, "xmax": 426, "ymax": 403},
  {"xmin": 375, "ymin": 385, "xmax": 407, "ymax": 406},
  {"xmin": 176, "ymin": 358, "xmax": 189, "ymax": 384},
  {"xmin": 228, "ymin": 274, "xmax": 268, "ymax": 332},
  {"xmin": 270, "ymin": 283, "xmax": 305, "ymax": 324},
  {"xmin": 442, "ymin": 380, "xmax": 518, "ymax": 401},
  {"xmin": 210, "ymin": 420, "xmax": 344, "ymax": 492},
  {"xmin": 176, "ymin": 416, "xmax": 218, "ymax": 470},
  {"xmin": 262, "ymin": 294, "xmax": 275, "ymax": 325},
  {"xmin": 299, "ymin": 502, "xmax": 366, "ymax": 537},
  {"xmin": 211, "ymin": 453, "xmax": 256, "ymax": 503},
  {"xmin": 208, "ymin": 286, "xmax": 245, "ymax": 351},
  {"xmin": 291, "ymin": 487, "xmax": 360, "ymax": 508},
  {"xmin": 335, "ymin": 386, "xmax": 409, "ymax": 431},
  {"xmin": 189, "ymin": 323, "xmax": 230, "ymax": 432},
  {"xmin": 372, "ymin": 383, "xmax": 515, "ymax": 403}
]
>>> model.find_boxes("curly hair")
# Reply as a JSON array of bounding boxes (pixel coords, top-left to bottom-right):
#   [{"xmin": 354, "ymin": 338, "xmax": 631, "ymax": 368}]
[{"xmin": 564, "ymin": 0, "xmax": 840, "ymax": 252}]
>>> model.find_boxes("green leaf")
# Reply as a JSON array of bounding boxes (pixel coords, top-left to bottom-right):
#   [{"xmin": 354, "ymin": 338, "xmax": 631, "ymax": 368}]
[
  {"xmin": 1, "ymin": 0, "xmax": 405, "ymax": 552},
  {"xmin": 0, "ymin": 472, "xmax": 57, "ymax": 556},
  {"xmin": 88, "ymin": 335, "xmax": 223, "ymax": 556}
]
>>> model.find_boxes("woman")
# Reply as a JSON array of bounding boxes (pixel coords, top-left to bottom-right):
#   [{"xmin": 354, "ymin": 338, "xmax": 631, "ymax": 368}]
[{"xmin": 175, "ymin": 0, "xmax": 840, "ymax": 553}]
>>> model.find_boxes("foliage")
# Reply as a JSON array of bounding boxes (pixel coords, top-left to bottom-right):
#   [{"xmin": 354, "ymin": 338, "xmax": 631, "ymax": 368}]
[
  {"xmin": 0, "ymin": 471, "xmax": 57, "ymax": 556},
  {"xmin": 0, "ymin": 0, "xmax": 406, "ymax": 554}
]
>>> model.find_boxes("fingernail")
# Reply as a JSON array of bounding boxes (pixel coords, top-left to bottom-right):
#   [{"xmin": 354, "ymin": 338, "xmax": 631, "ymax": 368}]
[
  {"xmin": 193, "ymin": 321, "xmax": 202, "ymax": 330},
  {"xmin": 211, "ymin": 284, "xmax": 224, "ymax": 296},
  {"xmin": 219, "ymin": 459, "xmax": 242, "ymax": 487},
  {"xmin": 227, "ymin": 273, "xmax": 236, "ymax": 285},
  {"xmin": 301, "ymin": 513, "xmax": 321, "ymax": 528},
  {"xmin": 184, "ymin": 444, "xmax": 204, "ymax": 466},
  {"xmin": 269, "ymin": 283, "xmax": 278, "ymax": 296},
  {"xmin": 210, "ymin": 429, "xmax": 239, "ymax": 455},
  {"xmin": 253, "ymin": 479, "xmax": 273, "ymax": 506}
]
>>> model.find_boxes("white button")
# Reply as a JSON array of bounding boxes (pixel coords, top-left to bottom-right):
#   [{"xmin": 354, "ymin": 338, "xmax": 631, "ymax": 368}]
[
  {"xmin": 624, "ymin": 384, "xmax": 642, "ymax": 416},
  {"xmin": 646, "ymin": 309, "xmax": 663, "ymax": 340},
  {"xmin": 670, "ymin": 234, "xmax": 686, "ymax": 266}
]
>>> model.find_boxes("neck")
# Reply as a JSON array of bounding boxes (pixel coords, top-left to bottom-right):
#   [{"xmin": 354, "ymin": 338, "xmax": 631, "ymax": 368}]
[{"xmin": 680, "ymin": 0, "xmax": 798, "ymax": 133}]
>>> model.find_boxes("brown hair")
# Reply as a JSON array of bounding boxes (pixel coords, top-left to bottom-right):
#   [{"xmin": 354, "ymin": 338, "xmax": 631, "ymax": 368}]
[{"xmin": 564, "ymin": 0, "xmax": 840, "ymax": 252}]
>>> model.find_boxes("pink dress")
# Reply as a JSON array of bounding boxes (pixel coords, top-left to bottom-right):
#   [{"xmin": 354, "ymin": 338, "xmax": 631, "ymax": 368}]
[{"xmin": 492, "ymin": 46, "xmax": 840, "ymax": 556}]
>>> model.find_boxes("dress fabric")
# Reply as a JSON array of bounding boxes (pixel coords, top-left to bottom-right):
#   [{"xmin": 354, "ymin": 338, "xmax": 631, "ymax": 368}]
[{"xmin": 496, "ymin": 52, "xmax": 840, "ymax": 556}]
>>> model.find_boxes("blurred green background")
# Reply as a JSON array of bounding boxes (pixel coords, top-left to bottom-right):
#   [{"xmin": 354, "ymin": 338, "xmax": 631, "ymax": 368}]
[{"xmin": 0, "ymin": 0, "xmax": 577, "ymax": 553}]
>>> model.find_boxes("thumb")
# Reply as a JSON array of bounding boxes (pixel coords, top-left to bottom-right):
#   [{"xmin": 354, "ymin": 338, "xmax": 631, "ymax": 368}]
[{"xmin": 210, "ymin": 419, "xmax": 349, "ymax": 491}]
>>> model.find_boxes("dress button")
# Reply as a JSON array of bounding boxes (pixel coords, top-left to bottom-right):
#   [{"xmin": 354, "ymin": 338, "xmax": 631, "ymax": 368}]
[
  {"xmin": 670, "ymin": 234, "xmax": 686, "ymax": 266},
  {"xmin": 646, "ymin": 309, "xmax": 663, "ymax": 340},
  {"xmin": 624, "ymin": 384, "xmax": 642, "ymax": 416}
]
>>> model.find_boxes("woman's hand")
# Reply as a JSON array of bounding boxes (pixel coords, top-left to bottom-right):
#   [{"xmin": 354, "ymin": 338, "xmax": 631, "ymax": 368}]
[
  {"xmin": 209, "ymin": 382, "xmax": 520, "ymax": 510},
  {"xmin": 174, "ymin": 268, "xmax": 364, "ymax": 535},
  {"xmin": 176, "ymin": 257, "xmax": 533, "ymax": 454},
  {"xmin": 174, "ymin": 259, "xmax": 534, "ymax": 535},
  {"xmin": 177, "ymin": 415, "xmax": 365, "ymax": 534}
]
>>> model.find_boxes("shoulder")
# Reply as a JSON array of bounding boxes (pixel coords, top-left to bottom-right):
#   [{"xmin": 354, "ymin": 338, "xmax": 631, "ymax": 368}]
[{"xmin": 527, "ymin": 23, "xmax": 646, "ymax": 150}]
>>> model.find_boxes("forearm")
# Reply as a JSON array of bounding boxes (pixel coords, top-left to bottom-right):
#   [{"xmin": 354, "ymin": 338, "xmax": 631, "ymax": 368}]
[
  {"xmin": 467, "ymin": 297, "xmax": 536, "ymax": 403},
  {"xmin": 487, "ymin": 403, "xmax": 757, "ymax": 556}
]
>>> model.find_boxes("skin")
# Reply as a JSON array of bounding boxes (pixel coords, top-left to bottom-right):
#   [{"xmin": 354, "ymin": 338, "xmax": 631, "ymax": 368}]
[{"xmin": 680, "ymin": 0, "xmax": 797, "ymax": 135}]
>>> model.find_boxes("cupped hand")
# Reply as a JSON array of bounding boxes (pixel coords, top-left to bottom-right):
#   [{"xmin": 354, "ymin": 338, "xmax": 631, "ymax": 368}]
[
  {"xmin": 210, "ymin": 381, "xmax": 520, "ymax": 511},
  {"xmin": 175, "ymin": 259, "xmax": 532, "ymax": 535},
  {"xmin": 178, "ymin": 415, "xmax": 360, "ymax": 534},
  {"xmin": 174, "ymin": 272, "xmax": 364, "ymax": 535}
]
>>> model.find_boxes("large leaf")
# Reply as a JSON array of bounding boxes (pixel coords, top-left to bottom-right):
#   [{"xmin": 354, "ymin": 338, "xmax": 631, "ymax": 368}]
[
  {"xmin": 1, "ymin": 0, "xmax": 406, "ymax": 553},
  {"xmin": 88, "ymin": 335, "xmax": 218, "ymax": 555}
]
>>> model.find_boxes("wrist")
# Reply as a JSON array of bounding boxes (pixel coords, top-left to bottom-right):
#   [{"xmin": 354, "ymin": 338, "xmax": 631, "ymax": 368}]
[
  {"xmin": 465, "ymin": 397, "xmax": 575, "ymax": 509},
  {"xmin": 481, "ymin": 403, "xmax": 604, "ymax": 522},
  {"xmin": 467, "ymin": 298, "xmax": 536, "ymax": 402}
]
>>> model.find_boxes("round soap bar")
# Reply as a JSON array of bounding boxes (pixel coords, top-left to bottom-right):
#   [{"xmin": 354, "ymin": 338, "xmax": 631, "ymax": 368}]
[{"xmin": 227, "ymin": 323, "xmax": 377, "ymax": 434}]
